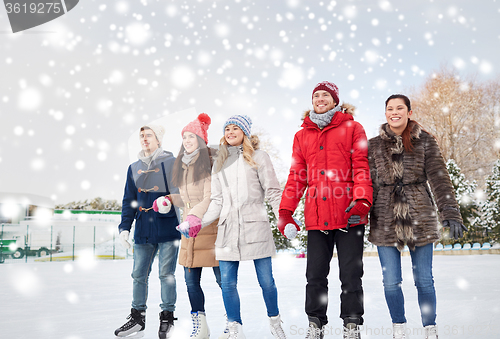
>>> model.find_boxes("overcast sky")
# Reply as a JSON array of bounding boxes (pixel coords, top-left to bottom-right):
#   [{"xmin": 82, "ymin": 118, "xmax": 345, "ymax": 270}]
[{"xmin": 1, "ymin": 0, "xmax": 499, "ymax": 205}]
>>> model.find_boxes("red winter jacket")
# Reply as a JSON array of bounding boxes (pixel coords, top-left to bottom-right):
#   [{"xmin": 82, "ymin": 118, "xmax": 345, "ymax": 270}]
[{"xmin": 280, "ymin": 105, "xmax": 373, "ymax": 230}]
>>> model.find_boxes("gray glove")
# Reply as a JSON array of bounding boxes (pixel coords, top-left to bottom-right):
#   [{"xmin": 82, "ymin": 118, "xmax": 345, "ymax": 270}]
[
  {"xmin": 443, "ymin": 220, "xmax": 467, "ymax": 239},
  {"xmin": 347, "ymin": 215, "xmax": 361, "ymax": 229}
]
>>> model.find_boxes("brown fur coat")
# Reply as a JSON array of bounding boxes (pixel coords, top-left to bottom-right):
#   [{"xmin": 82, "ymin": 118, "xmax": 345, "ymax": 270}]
[{"xmin": 368, "ymin": 122, "xmax": 462, "ymax": 250}]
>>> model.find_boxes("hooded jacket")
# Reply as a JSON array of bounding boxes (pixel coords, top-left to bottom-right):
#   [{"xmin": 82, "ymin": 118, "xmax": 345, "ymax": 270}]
[
  {"xmin": 118, "ymin": 150, "xmax": 180, "ymax": 244},
  {"xmin": 280, "ymin": 104, "xmax": 373, "ymax": 230},
  {"xmin": 368, "ymin": 122, "xmax": 463, "ymax": 250}
]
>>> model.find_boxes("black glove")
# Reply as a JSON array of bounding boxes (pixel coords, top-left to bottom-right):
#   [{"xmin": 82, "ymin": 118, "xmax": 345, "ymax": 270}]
[{"xmin": 443, "ymin": 220, "xmax": 467, "ymax": 239}]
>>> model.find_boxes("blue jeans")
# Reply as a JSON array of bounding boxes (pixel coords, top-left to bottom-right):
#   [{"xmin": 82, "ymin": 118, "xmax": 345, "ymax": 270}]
[
  {"xmin": 131, "ymin": 241, "xmax": 179, "ymax": 312},
  {"xmin": 377, "ymin": 243, "xmax": 437, "ymax": 326},
  {"xmin": 184, "ymin": 266, "xmax": 222, "ymax": 313},
  {"xmin": 219, "ymin": 257, "xmax": 279, "ymax": 325}
]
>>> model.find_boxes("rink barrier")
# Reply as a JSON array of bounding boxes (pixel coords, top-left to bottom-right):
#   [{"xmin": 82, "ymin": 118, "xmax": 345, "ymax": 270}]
[
  {"xmin": 278, "ymin": 242, "xmax": 500, "ymax": 258},
  {"xmin": 0, "ymin": 223, "xmax": 131, "ymax": 263}
]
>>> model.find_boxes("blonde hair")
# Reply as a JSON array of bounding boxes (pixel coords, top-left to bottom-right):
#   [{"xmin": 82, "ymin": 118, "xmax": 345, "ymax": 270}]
[{"xmin": 214, "ymin": 134, "xmax": 260, "ymax": 172}]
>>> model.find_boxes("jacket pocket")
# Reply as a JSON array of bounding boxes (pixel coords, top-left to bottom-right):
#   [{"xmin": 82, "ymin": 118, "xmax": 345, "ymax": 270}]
[
  {"xmin": 215, "ymin": 224, "xmax": 227, "ymax": 247},
  {"xmin": 423, "ymin": 183, "xmax": 435, "ymax": 206},
  {"xmin": 335, "ymin": 143, "xmax": 352, "ymax": 168},
  {"xmin": 241, "ymin": 207, "xmax": 271, "ymax": 243},
  {"xmin": 217, "ymin": 206, "xmax": 230, "ymax": 226},
  {"xmin": 331, "ymin": 182, "xmax": 353, "ymax": 226},
  {"xmin": 304, "ymin": 187, "xmax": 319, "ymax": 226},
  {"xmin": 242, "ymin": 221, "xmax": 272, "ymax": 243}
]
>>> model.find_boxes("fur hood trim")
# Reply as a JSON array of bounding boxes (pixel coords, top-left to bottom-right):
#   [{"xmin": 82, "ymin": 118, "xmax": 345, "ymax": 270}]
[
  {"xmin": 379, "ymin": 120, "xmax": 422, "ymax": 141},
  {"xmin": 302, "ymin": 103, "xmax": 356, "ymax": 120},
  {"xmin": 249, "ymin": 134, "xmax": 260, "ymax": 150}
]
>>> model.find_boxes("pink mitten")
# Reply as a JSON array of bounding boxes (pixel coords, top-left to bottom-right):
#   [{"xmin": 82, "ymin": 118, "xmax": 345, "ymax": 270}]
[
  {"xmin": 186, "ymin": 215, "xmax": 202, "ymax": 238},
  {"xmin": 176, "ymin": 221, "xmax": 190, "ymax": 238}
]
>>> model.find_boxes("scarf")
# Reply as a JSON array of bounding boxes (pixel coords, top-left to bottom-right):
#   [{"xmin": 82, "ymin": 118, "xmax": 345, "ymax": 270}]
[
  {"xmin": 182, "ymin": 148, "xmax": 200, "ymax": 165},
  {"xmin": 309, "ymin": 105, "xmax": 342, "ymax": 129},
  {"xmin": 228, "ymin": 145, "xmax": 243, "ymax": 156},
  {"xmin": 138, "ymin": 147, "xmax": 163, "ymax": 169}
]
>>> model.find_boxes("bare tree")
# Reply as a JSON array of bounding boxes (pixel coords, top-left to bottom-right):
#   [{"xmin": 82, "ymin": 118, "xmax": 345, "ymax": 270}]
[
  {"xmin": 410, "ymin": 67, "xmax": 499, "ymax": 185},
  {"xmin": 483, "ymin": 76, "xmax": 500, "ymax": 160}
]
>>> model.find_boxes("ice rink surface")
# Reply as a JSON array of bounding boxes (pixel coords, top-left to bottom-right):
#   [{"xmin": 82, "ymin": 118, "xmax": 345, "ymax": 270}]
[{"xmin": 1, "ymin": 253, "xmax": 499, "ymax": 338}]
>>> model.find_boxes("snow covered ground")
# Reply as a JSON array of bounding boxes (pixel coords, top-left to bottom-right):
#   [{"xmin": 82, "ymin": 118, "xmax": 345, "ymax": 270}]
[{"xmin": 1, "ymin": 253, "xmax": 499, "ymax": 339}]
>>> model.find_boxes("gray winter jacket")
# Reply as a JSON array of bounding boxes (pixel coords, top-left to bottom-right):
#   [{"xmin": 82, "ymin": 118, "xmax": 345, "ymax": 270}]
[{"xmin": 202, "ymin": 146, "xmax": 282, "ymax": 261}]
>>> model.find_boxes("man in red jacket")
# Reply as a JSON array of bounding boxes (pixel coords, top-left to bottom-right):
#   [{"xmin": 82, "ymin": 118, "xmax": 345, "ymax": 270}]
[{"xmin": 278, "ymin": 81, "xmax": 373, "ymax": 339}]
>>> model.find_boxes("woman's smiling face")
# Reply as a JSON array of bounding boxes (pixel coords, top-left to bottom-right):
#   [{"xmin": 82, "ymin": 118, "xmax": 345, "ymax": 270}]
[
  {"xmin": 182, "ymin": 132, "xmax": 199, "ymax": 154},
  {"xmin": 224, "ymin": 124, "xmax": 244, "ymax": 146},
  {"xmin": 385, "ymin": 98, "xmax": 413, "ymax": 135}
]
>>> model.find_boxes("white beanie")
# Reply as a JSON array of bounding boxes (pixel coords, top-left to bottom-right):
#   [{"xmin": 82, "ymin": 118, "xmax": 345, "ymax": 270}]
[{"xmin": 141, "ymin": 124, "xmax": 165, "ymax": 146}]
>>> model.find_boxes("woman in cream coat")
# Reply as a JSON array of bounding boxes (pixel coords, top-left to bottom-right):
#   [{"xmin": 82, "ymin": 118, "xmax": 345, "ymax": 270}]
[{"xmin": 200, "ymin": 115, "xmax": 286, "ymax": 339}]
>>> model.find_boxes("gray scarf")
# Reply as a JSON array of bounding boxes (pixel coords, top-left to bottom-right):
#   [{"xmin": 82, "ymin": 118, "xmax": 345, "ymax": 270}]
[
  {"xmin": 182, "ymin": 148, "xmax": 200, "ymax": 165},
  {"xmin": 138, "ymin": 147, "xmax": 163, "ymax": 169},
  {"xmin": 228, "ymin": 145, "xmax": 243, "ymax": 156},
  {"xmin": 309, "ymin": 105, "xmax": 342, "ymax": 129}
]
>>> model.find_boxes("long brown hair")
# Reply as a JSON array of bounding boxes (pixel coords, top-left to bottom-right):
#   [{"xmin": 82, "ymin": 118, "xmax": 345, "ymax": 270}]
[
  {"xmin": 171, "ymin": 135, "xmax": 214, "ymax": 187},
  {"xmin": 385, "ymin": 94, "xmax": 426, "ymax": 153}
]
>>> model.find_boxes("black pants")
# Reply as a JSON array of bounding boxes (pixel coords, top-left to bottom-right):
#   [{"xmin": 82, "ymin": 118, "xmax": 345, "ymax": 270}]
[{"xmin": 305, "ymin": 225, "xmax": 365, "ymax": 326}]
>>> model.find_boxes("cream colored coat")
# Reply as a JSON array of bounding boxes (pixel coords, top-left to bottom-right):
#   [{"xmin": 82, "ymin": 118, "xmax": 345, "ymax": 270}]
[
  {"xmin": 202, "ymin": 146, "xmax": 282, "ymax": 261},
  {"xmin": 171, "ymin": 152, "xmax": 218, "ymax": 268}
]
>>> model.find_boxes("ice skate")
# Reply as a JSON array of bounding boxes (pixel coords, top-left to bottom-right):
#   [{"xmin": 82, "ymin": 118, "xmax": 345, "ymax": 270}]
[
  {"xmin": 424, "ymin": 325, "xmax": 438, "ymax": 339},
  {"xmin": 227, "ymin": 321, "xmax": 245, "ymax": 339},
  {"xmin": 190, "ymin": 311, "xmax": 210, "ymax": 339},
  {"xmin": 269, "ymin": 314, "xmax": 287, "ymax": 339},
  {"xmin": 343, "ymin": 317, "xmax": 361, "ymax": 339},
  {"xmin": 305, "ymin": 316, "xmax": 323, "ymax": 339},
  {"xmin": 392, "ymin": 323, "xmax": 406, "ymax": 339},
  {"xmin": 114, "ymin": 308, "xmax": 145, "ymax": 338},
  {"xmin": 158, "ymin": 310, "xmax": 177, "ymax": 339}
]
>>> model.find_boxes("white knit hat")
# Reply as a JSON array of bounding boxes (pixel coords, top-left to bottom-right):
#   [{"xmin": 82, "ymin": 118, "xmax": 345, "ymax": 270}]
[{"xmin": 141, "ymin": 124, "xmax": 165, "ymax": 146}]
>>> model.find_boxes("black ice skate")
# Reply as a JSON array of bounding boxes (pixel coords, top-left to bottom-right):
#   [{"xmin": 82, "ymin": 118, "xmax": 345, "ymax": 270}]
[
  {"xmin": 343, "ymin": 317, "xmax": 361, "ymax": 339},
  {"xmin": 305, "ymin": 316, "xmax": 324, "ymax": 339},
  {"xmin": 115, "ymin": 308, "xmax": 146, "ymax": 338},
  {"xmin": 158, "ymin": 310, "xmax": 177, "ymax": 339}
]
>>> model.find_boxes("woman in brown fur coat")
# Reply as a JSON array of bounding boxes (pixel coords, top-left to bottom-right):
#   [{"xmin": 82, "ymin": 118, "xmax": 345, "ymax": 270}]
[{"xmin": 368, "ymin": 94, "xmax": 466, "ymax": 339}]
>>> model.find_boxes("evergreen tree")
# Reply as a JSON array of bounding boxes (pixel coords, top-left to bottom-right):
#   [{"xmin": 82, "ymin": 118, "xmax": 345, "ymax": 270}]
[
  {"xmin": 267, "ymin": 199, "xmax": 289, "ymax": 251},
  {"xmin": 483, "ymin": 160, "xmax": 500, "ymax": 244},
  {"xmin": 292, "ymin": 195, "xmax": 308, "ymax": 250},
  {"xmin": 445, "ymin": 159, "xmax": 481, "ymax": 244}
]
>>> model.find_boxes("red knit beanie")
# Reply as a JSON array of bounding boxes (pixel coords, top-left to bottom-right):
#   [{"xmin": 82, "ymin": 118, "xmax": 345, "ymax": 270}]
[
  {"xmin": 181, "ymin": 113, "xmax": 211, "ymax": 144},
  {"xmin": 312, "ymin": 81, "xmax": 340, "ymax": 105}
]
